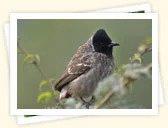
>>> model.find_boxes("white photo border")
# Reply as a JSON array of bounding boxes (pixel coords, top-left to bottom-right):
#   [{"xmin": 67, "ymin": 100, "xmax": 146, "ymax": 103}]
[
  {"xmin": 91, "ymin": 3, "xmax": 151, "ymax": 12},
  {"xmin": 15, "ymin": 4, "xmax": 162, "ymax": 124},
  {"xmin": 10, "ymin": 13, "xmax": 158, "ymax": 115}
]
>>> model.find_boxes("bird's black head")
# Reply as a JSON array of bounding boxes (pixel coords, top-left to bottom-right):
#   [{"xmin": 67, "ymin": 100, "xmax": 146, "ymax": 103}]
[{"xmin": 92, "ymin": 29, "xmax": 119, "ymax": 57}]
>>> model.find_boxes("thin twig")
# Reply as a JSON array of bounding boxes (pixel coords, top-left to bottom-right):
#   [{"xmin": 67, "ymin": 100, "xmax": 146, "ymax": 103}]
[
  {"xmin": 17, "ymin": 41, "xmax": 28, "ymax": 55},
  {"xmin": 95, "ymin": 90, "xmax": 114, "ymax": 109},
  {"xmin": 33, "ymin": 61, "xmax": 49, "ymax": 81},
  {"xmin": 139, "ymin": 47, "xmax": 152, "ymax": 56},
  {"xmin": 17, "ymin": 40, "xmax": 49, "ymax": 82}
]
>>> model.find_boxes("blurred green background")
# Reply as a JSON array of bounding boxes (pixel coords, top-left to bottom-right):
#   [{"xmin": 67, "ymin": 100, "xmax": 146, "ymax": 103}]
[{"xmin": 17, "ymin": 19, "xmax": 152, "ymax": 109}]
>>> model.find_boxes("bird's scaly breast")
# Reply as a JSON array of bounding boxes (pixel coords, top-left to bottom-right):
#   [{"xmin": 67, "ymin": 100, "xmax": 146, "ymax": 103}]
[{"xmin": 68, "ymin": 53, "xmax": 114, "ymax": 98}]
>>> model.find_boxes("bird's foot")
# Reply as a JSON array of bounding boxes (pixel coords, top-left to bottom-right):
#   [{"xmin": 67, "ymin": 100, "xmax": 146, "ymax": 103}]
[
  {"xmin": 89, "ymin": 95, "xmax": 95, "ymax": 105},
  {"xmin": 80, "ymin": 96, "xmax": 95, "ymax": 109}
]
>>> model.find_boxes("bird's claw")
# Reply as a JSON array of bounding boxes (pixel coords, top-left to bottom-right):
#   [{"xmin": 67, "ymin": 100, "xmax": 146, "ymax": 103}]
[{"xmin": 80, "ymin": 96, "xmax": 95, "ymax": 109}]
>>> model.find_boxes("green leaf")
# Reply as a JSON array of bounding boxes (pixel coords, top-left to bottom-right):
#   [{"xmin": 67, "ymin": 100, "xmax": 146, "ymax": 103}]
[
  {"xmin": 145, "ymin": 37, "xmax": 152, "ymax": 45},
  {"xmin": 39, "ymin": 80, "xmax": 49, "ymax": 91},
  {"xmin": 35, "ymin": 54, "xmax": 40, "ymax": 63},
  {"xmin": 23, "ymin": 54, "xmax": 34, "ymax": 64},
  {"xmin": 37, "ymin": 91, "xmax": 52, "ymax": 104},
  {"xmin": 138, "ymin": 44, "xmax": 148, "ymax": 54},
  {"xmin": 133, "ymin": 53, "xmax": 142, "ymax": 63}
]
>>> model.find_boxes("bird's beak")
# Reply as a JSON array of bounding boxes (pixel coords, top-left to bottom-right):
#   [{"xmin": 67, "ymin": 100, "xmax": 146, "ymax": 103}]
[{"xmin": 108, "ymin": 41, "xmax": 120, "ymax": 47}]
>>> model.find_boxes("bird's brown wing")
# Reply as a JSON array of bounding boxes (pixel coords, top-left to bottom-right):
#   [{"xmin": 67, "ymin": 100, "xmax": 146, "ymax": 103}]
[{"xmin": 53, "ymin": 54, "xmax": 92, "ymax": 92}]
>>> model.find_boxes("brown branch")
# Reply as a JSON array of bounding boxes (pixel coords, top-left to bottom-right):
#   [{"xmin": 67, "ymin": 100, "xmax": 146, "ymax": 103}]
[
  {"xmin": 95, "ymin": 90, "xmax": 115, "ymax": 109},
  {"xmin": 95, "ymin": 41, "xmax": 152, "ymax": 109},
  {"xmin": 95, "ymin": 63, "xmax": 152, "ymax": 109},
  {"xmin": 130, "ymin": 43, "xmax": 152, "ymax": 63}
]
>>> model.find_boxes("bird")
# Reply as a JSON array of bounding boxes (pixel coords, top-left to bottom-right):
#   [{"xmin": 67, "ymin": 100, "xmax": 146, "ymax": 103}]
[{"xmin": 53, "ymin": 29, "xmax": 119, "ymax": 108}]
